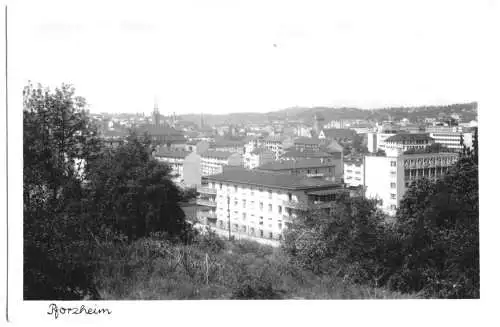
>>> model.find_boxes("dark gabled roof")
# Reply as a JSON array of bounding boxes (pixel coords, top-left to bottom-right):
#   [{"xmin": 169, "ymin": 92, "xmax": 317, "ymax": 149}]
[
  {"xmin": 385, "ymin": 133, "xmax": 433, "ymax": 143},
  {"xmin": 282, "ymin": 149, "xmax": 334, "ymax": 159},
  {"xmin": 155, "ymin": 150, "xmax": 191, "ymax": 159},
  {"xmin": 320, "ymin": 139, "xmax": 343, "ymax": 153},
  {"xmin": 212, "ymin": 139, "xmax": 246, "ymax": 147},
  {"xmin": 257, "ymin": 158, "xmax": 335, "ymax": 171},
  {"xmin": 206, "ymin": 167, "xmax": 340, "ymax": 190},
  {"xmin": 321, "ymin": 128, "xmax": 356, "ymax": 139},
  {"xmin": 293, "ymin": 137, "xmax": 322, "ymax": 145},
  {"xmin": 200, "ymin": 150, "xmax": 237, "ymax": 159}
]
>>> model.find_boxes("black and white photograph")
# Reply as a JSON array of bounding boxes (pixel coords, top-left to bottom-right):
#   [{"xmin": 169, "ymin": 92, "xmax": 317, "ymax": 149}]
[{"xmin": 3, "ymin": 0, "xmax": 500, "ymax": 325}]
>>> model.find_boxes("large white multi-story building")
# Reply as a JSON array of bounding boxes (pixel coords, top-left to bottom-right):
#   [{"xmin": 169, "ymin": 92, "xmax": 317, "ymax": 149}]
[
  {"xmin": 196, "ymin": 167, "xmax": 347, "ymax": 244},
  {"xmin": 427, "ymin": 127, "xmax": 474, "ymax": 152},
  {"xmin": 200, "ymin": 150, "xmax": 243, "ymax": 176},
  {"xmin": 364, "ymin": 152, "xmax": 459, "ymax": 215},
  {"xmin": 384, "ymin": 133, "xmax": 434, "ymax": 156}
]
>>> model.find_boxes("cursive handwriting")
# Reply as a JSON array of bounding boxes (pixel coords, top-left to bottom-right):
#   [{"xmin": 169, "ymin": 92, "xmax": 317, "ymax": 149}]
[{"xmin": 47, "ymin": 303, "xmax": 112, "ymax": 319}]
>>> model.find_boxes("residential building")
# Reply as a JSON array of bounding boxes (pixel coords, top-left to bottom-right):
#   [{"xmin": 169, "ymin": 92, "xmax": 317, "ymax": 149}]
[
  {"xmin": 185, "ymin": 140, "xmax": 210, "ymax": 154},
  {"xmin": 364, "ymin": 152, "xmax": 459, "ymax": 215},
  {"xmin": 210, "ymin": 138, "xmax": 246, "ymax": 155},
  {"xmin": 243, "ymin": 149, "xmax": 275, "ymax": 170},
  {"xmin": 154, "ymin": 150, "xmax": 191, "ymax": 184},
  {"xmin": 261, "ymin": 135, "xmax": 289, "ymax": 160},
  {"xmin": 384, "ymin": 133, "xmax": 434, "ymax": 156},
  {"xmin": 293, "ymin": 137, "xmax": 322, "ymax": 152},
  {"xmin": 367, "ymin": 125, "xmax": 400, "ymax": 153},
  {"xmin": 183, "ymin": 152, "xmax": 202, "ymax": 187},
  {"xmin": 428, "ymin": 130, "xmax": 473, "ymax": 152},
  {"xmin": 344, "ymin": 158, "xmax": 364, "ymax": 187},
  {"xmin": 196, "ymin": 167, "xmax": 347, "ymax": 244},
  {"xmin": 295, "ymin": 125, "xmax": 313, "ymax": 138},
  {"xmin": 318, "ymin": 128, "xmax": 357, "ymax": 143},
  {"xmin": 200, "ymin": 150, "xmax": 243, "ymax": 176},
  {"xmin": 256, "ymin": 158, "xmax": 340, "ymax": 181}
]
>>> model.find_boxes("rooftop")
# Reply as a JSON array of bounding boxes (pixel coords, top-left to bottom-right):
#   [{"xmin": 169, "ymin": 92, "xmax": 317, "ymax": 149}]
[
  {"xmin": 385, "ymin": 133, "xmax": 433, "ymax": 143},
  {"xmin": 205, "ymin": 167, "xmax": 340, "ymax": 190},
  {"xmin": 257, "ymin": 158, "xmax": 335, "ymax": 171},
  {"xmin": 135, "ymin": 125, "xmax": 185, "ymax": 136},
  {"xmin": 155, "ymin": 150, "xmax": 191, "ymax": 159},
  {"xmin": 321, "ymin": 128, "xmax": 357, "ymax": 139},
  {"xmin": 283, "ymin": 149, "xmax": 339, "ymax": 159},
  {"xmin": 293, "ymin": 137, "xmax": 322, "ymax": 145},
  {"xmin": 200, "ymin": 150, "xmax": 237, "ymax": 159}
]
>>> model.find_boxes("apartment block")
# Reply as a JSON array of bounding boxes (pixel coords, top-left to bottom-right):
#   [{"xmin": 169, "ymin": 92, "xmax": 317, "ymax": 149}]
[
  {"xmin": 196, "ymin": 167, "xmax": 347, "ymax": 243},
  {"xmin": 364, "ymin": 152, "xmax": 459, "ymax": 215},
  {"xmin": 256, "ymin": 158, "xmax": 341, "ymax": 181},
  {"xmin": 200, "ymin": 150, "xmax": 243, "ymax": 176},
  {"xmin": 243, "ymin": 149, "xmax": 275, "ymax": 169}
]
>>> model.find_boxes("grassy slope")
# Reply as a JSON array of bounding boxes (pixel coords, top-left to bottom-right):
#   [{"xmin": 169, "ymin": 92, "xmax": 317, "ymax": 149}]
[{"xmin": 95, "ymin": 237, "xmax": 418, "ymax": 300}]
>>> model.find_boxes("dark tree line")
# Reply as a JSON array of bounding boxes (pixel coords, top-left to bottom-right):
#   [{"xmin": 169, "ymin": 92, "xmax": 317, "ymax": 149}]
[{"xmin": 23, "ymin": 83, "xmax": 192, "ymax": 300}]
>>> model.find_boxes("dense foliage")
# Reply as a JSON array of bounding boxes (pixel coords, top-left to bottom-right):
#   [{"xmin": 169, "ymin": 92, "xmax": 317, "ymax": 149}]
[
  {"xmin": 283, "ymin": 136, "xmax": 479, "ymax": 298},
  {"xmin": 24, "ymin": 83, "xmax": 191, "ymax": 299}
]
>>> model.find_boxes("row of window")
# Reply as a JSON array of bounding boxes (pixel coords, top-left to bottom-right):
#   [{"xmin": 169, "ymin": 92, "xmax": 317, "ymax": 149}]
[
  {"xmin": 217, "ymin": 222, "xmax": 283, "ymax": 240},
  {"xmin": 218, "ymin": 201, "xmax": 285, "ymax": 214}
]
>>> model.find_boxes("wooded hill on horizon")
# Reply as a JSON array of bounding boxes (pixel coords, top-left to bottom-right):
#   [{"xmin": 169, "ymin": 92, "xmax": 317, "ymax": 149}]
[{"xmin": 177, "ymin": 102, "xmax": 478, "ymax": 126}]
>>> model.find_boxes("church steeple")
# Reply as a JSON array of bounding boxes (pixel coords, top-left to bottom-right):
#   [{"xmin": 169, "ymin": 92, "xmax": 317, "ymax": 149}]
[{"xmin": 152, "ymin": 96, "xmax": 160, "ymax": 127}]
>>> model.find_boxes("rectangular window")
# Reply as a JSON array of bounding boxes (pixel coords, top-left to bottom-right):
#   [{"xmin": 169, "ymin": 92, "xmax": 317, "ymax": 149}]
[
  {"xmin": 242, "ymin": 199, "xmax": 246, "ymax": 208},
  {"xmin": 259, "ymin": 202, "xmax": 263, "ymax": 210},
  {"xmin": 269, "ymin": 232, "xmax": 273, "ymax": 239},
  {"xmin": 390, "ymin": 161, "xmax": 397, "ymax": 167},
  {"xmin": 260, "ymin": 230, "xmax": 264, "ymax": 237},
  {"xmin": 390, "ymin": 205, "xmax": 397, "ymax": 210},
  {"xmin": 268, "ymin": 190, "xmax": 272, "ymax": 199},
  {"xmin": 242, "ymin": 213, "xmax": 247, "ymax": 220},
  {"xmin": 278, "ymin": 205, "xmax": 282, "ymax": 214},
  {"xmin": 390, "ymin": 193, "xmax": 396, "ymax": 199},
  {"xmin": 390, "ymin": 182, "xmax": 396, "ymax": 188},
  {"xmin": 268, "ymin": 204, "xmax": 272, "ymax": 212}
]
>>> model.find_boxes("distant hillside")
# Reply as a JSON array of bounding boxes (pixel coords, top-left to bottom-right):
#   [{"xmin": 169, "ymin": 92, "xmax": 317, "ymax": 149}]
[{"xmin": 178, "ymin": 102, "xmax": 478, "ymax": 126}]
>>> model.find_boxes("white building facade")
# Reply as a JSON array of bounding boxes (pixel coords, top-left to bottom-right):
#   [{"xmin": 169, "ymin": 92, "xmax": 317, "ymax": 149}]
[
  {"xmin": 200, "ymin": 150, "xmax": 243, "ymax": 176},
  {"xmin": 364, "ymin": 152, "xmax": 459, "ymax": 215},
  {"xmin": 344, "ymin": 160, "xmax": 364, "ymax": 187},
  {"xmin": 196, "ymin": 168, "xmax": 347, "ymax": 244}
]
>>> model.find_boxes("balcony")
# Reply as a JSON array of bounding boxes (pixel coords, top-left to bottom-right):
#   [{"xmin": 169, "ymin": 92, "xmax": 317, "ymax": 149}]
[
  {"xmin": 197, "ymin": 186, "xmax": 217, "ymax": 195},
  {"xmin": 306, "ymin": 173, "xmax": 324, "ymax": 178},
  {"xmin": 196, "ymin": 198, "xmax": 217, "ymax": 207},
  {"xmin": 282, "ymin": 200, "xmax": 309, "ymax": 210}
]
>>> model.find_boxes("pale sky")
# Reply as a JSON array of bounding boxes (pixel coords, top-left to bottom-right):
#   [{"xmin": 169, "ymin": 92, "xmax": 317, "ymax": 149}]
[{"xmin": 9, "ymin": 0, "xmax": 498, "ymax": 115}]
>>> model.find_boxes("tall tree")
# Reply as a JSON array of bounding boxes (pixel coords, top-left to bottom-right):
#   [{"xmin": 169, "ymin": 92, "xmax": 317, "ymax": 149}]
[{"xmin": 23, "ymin": 83, "xmax": 102, "ymax": 299}]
